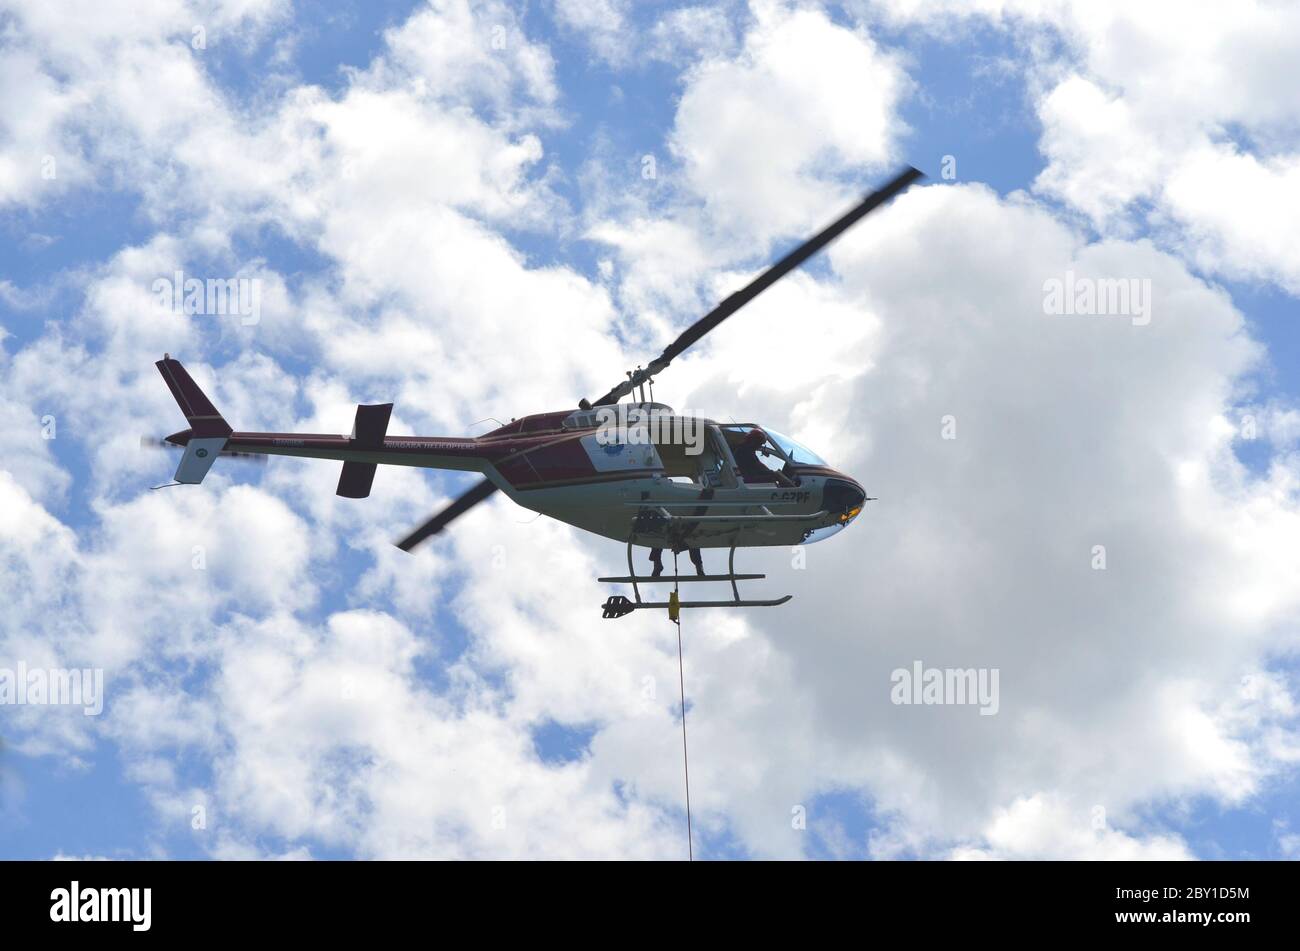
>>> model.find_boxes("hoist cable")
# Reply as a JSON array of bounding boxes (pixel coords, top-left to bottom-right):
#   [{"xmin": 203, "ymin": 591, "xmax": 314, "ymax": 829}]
[{"xmin": 672, "ymin": 549, "xmax": 694, "ymax": 861}]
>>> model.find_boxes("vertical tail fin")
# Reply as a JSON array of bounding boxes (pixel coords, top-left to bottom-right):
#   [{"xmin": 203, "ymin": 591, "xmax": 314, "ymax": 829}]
[
  {"xmin": 155, "ymin": 355, "xmax": 231, "ymax": 484},
  {"xmin": 156, "ymin": 354, "xmax": 232, "ymax": 437}
]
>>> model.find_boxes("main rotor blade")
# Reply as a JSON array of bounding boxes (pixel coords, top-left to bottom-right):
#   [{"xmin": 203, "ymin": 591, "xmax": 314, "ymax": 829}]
[
  {"xmin": 395, "ymin": 478, "xmax": 499, "ymax": 552},
  {"xmin": 589, "ymin": 165, "xmax": 924, "ymax": 406}
]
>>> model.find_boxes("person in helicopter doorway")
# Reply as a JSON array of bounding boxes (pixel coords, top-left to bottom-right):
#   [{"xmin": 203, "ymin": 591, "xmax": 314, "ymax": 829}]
[
  {"xmin": 733, "ymin": 427, "xmax": 797, "ymax": 487},
  {"xmin": 649, "ymin": 546, "xmax": 705, "ymax": 577}
]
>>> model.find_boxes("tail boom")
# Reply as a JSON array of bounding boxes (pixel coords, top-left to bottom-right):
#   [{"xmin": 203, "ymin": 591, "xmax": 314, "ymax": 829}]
[
  {"xmin": 156, "ymin": 355, "xmax": 515, "ymax": 489},
  {"xmin": 214, "ymin": 432, "xmax": 497, "ymax": 474}
]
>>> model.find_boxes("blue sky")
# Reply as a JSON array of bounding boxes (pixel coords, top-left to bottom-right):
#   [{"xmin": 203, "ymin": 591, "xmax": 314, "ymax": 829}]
[{"xmin": 2, "ymin": 0, "xmax": 1299, "ymax": 860}]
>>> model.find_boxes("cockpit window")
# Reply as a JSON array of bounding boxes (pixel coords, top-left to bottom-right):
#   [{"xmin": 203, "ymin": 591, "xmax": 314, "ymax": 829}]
[
  {"xmin": 720, "ymin": 425, "xmax": 786, "ymax": 481},
  {"xmin": 761, "ymin": 429, "xmax": 828, "ymax": 467},
  {"xmin": 717, "ymin": 424, "xmax": 827, "ymax": 485}
]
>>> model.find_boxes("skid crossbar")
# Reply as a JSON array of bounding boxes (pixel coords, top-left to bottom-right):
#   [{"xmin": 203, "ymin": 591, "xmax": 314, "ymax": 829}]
[{"xmin": 599, "ymin": 537, "xmax": 791, "ymax": 618}]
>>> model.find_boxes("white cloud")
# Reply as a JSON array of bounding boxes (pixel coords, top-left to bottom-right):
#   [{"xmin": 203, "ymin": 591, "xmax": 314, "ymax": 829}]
[
  {"xmin": 951, "ymin": 794, "xmax": 1194, "ymax": 860},
  {"xmin": 671, "ymin": 1, "xmax": 907, "ymax": 242},
  {"xmin": 370, "ymin": 0, "xmax": 559, "ymax": 118},
  {"xmin": 583, "ymin": 1, "xmax": 911, "ymax": 363},
  {"xmin": 552, "ymin": 0, "xmax": 633, "ymax": 65},
  {"xmin": 0, "ymin": 0, "xmax": 289, "ymax": 207},
  {"xmin": 867, "ymin": 0, "xmax": 1300, "ymax": 292},
  {"xmin": 647, "ymin": 4, "xmax": 740, "ymax": 64},
  {"xmin": 0, "ymin": 348, "xmax": 71, "ymax": 506}
]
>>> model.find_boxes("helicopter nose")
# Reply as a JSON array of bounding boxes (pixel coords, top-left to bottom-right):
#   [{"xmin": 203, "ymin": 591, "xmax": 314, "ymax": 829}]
[{"xmin": 823, "ymin": 478, "xmax": 866, "ymax": 523}]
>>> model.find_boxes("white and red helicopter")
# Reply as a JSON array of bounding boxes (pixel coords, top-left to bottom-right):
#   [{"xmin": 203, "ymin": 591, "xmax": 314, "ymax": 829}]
[{"xmin": 151, "ymin": 167, "xmax": 923, "ymax": 617}]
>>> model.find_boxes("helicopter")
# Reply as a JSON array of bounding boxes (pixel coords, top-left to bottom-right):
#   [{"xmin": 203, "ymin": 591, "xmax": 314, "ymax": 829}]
[{"xmin": 151, "ymin": 167, "xmax": 924, "ymax": 617}]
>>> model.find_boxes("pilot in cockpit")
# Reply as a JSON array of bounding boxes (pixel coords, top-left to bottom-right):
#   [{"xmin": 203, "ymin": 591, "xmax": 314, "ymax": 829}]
[{"xmin": 732, "ymin": 428, "xmax": 797, "ymax": 487}]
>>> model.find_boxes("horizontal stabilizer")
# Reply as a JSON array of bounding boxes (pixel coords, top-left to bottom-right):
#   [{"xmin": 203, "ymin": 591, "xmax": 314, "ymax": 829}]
[
  {"xmin": 174, "ymin": 437, "xmax": 227, "ymax": 484},
  {"xmin": 336, "ymin": 403, "xmax": 393, "ymax": 499},
  {"xmin": 336, "ymin": 461, "xmax": 378, "ymax": 499},
  {"xmin": 350, "ymin": 403, "xmax": 393, "ymax": 447}
]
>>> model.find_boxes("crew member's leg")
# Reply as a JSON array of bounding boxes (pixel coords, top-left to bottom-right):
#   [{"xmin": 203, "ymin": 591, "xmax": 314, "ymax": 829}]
[
  {"xmin": 689, "ymin": 548, "xmax": 705, "ymax": 577},
  {"xmin": 649, "ymin": 548, "xmax": 664, "ymax": 577}
]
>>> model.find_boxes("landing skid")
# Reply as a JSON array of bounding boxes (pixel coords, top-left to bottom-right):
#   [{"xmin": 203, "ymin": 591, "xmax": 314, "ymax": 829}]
[
  {"xmin": 599, "ymin": 539, "xmax": 792, "ymax": 619},
  {"xmin": 597, "ymin": 573, "xmax": 765, "ymax": 584},
  {"xmin": 601, "ymin": 594, "xmax": 793, "ymax": 619}
]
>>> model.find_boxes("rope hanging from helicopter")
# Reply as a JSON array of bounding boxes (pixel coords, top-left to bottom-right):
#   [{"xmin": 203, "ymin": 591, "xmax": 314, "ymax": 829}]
[{"xmin": 671, "ymin": 549, "xmax": 694, "ymax": 862}]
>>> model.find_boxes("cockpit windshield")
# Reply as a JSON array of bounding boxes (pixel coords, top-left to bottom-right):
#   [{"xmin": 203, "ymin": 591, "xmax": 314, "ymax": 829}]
[
  {"xmin": 719, "ymin": 424, "xmax": 829, "ymax": 486},
  {"xmin": 762, "ymin": 429, "xmax": 828, "ymax": 467}
]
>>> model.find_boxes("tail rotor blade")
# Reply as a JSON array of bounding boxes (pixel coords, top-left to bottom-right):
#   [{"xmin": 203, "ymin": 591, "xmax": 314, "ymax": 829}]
[
  {"xmin": 221, "ymin": 449, "xmax": 267, "ymax": 464},
  {"xmin": 139, "ymin": 435, "xmax": 267, "ymax": 465},
  {"xmin": 396, "ymin": 479, "xmax": 499, "ymax": 552}
]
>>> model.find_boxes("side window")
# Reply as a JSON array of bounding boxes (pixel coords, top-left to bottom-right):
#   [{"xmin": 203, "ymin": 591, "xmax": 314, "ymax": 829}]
[
  {"xmin": 652, "ymin": 421, "xmax": 737, "ymax": 488},
  {"xmin": 653, "ymin": 432, "xmax": 700, "ymax": 482},
  {"xmin": 580, "ymin": 430, "xmax": 663, "ymax": 472}
]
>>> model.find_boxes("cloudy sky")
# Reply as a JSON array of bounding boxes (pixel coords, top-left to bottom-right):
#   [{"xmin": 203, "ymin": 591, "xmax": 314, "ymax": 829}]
[{"xmin": 2, "ymin": 0, "xmax": 1299, "ymax": 860}]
